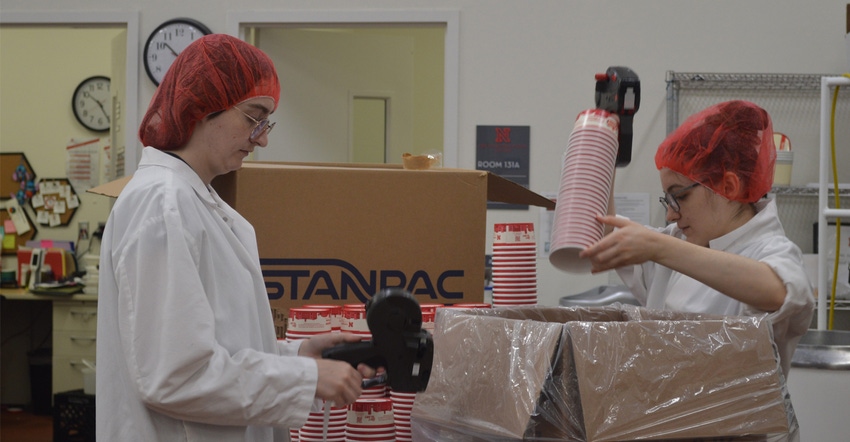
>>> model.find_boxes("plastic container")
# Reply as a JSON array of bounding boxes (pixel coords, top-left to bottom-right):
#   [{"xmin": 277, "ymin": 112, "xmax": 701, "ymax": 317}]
[{"xmin": 773, "ymin": 150, "xmax": 793, "ymax": 186}]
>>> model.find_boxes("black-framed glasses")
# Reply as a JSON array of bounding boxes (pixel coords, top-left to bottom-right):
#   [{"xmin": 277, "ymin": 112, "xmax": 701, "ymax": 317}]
[
  {"xmin": 233, "ymin": 106, "xmax": 276, "ymax": 142},
  {"xmin": 659, "ymin": 182, "xmax": 701, "ymax": 213}
]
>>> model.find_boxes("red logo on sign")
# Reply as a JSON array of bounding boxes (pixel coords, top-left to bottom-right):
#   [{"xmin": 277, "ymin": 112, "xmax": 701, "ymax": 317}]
[{"xmin": 495, "ymin": 127, "xmax": 511, "ymax": 143}]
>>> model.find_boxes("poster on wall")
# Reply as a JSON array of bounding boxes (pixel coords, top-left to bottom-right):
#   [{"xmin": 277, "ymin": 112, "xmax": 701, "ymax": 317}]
[
  {"xmin": 476, "ymin": 125, "xmax": 530, "ymax": 210},
  {"xmin": 66, "ymin": 138, "xmax": 102, "ymax": 192}
]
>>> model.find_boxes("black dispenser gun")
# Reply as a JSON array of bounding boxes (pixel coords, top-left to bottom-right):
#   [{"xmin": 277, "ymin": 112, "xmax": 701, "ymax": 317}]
[
  {"xmin": 595, "ymin": 66, "xmax": 640, "ymax": 167},
  {"xmin": 321, "ymin": 288, "xmax": 433, "ymax": 393}
]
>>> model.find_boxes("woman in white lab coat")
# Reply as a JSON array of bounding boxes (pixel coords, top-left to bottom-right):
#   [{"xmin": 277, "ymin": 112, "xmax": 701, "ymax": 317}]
[
  {"xmin": 581, "ymin": 100, "xmax": 814, "ymax": 378},
  {"xmin": 96, "ymin": 34, "xmax": 374, "ymax": 441}
]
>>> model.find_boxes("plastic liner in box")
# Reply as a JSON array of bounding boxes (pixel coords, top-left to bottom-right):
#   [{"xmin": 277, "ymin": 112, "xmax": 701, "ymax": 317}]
[{"xmin": 412, "ymin": 305, "xmax": 798, "ymax": 442}]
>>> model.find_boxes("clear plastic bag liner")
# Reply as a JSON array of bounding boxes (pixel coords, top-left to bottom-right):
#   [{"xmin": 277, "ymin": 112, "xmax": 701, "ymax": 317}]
[{"xmin": 411, "ymin": 305, "xmax": 798, "ymax": 441}]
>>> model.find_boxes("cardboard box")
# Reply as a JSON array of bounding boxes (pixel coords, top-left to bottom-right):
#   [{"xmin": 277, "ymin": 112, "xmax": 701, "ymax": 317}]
[
  {"xmin": 413, "ymin": 306, "xmax": 793, "ymax": 441},
  {"xmin": 211, "ymin": 162, "xmax": 554, "ymax": 336},
  {"xmin": 90, "ymin": 163, "xmax": 554, "ymax": 337}
]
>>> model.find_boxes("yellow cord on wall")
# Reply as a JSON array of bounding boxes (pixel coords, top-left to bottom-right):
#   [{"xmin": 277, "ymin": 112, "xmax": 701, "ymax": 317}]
[{"xmin": 827, "ymin": 73, "xmax": 850, "ymax": 330}]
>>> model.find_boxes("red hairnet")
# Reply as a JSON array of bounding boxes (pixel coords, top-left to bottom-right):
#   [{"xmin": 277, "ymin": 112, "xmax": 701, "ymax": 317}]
[
  {"xmin": 139, "ymin": 34, "xmax": 281, "ymax": 151},
  {"xmin": 655, "ymin": 100, "xmax": 776, "ymax": 203}
]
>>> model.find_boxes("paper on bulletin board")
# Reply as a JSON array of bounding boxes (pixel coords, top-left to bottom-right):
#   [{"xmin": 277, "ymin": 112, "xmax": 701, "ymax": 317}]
[
  {"xmin": 66, "ymin": 138, "xmax": 103, "ymax": 192},
  {"xmin": 538, "ymin": 192, "xmax": 556, "ymax": 257}
]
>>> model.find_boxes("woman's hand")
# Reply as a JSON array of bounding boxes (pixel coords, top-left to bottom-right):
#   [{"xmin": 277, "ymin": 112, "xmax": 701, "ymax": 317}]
[
  {"xmin": 313, "ymin": 358, "xmax": 365, "ymax": 406},
  {"xmin": 299, "ymin": 332, "xmax": 384, "ymax": 405},
  {"xmin": 579, "ymin": 215, "xmax": 667, "ymax": 273}
]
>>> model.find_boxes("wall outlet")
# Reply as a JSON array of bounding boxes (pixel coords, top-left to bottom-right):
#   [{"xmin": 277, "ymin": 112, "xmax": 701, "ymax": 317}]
[{"xmin": 78, "ymin": 221, "xmax": 90, "ymax": 240}]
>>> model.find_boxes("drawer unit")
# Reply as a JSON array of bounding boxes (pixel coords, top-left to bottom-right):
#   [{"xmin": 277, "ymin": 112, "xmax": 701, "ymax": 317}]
[
  {"xmin": 53, "ymin": 330, "xmax": 97, "ymax": 357},
  {"xmin": 53, "ymin": 302, "xmax": 98, "ymax": 331},
  {"xmin": 53, "ymin": 356, "xmax": 93, "ymax": 396},
  {"xmin": 52, "ymin": 301, "xmax": 97, "ymax": 397}
]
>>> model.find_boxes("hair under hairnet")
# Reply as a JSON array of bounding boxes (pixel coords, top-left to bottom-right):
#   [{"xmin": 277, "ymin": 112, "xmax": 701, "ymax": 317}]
[
  {"xmin": 139, "ymin": 34, "xmax": 281, "ymax": 151},
  {"xmin": 655, "ymin": 100, "xmax": 776, "ymax": 203}
]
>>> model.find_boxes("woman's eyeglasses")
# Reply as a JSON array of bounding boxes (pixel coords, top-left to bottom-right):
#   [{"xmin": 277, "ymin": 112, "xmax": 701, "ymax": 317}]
[
  {"xmin": 659, "ymin": 182, "xmax": 700, "ymax": 213},
  {"xmin": 233, "ymin": 106, "xmax": 275, "ymax": 143}
]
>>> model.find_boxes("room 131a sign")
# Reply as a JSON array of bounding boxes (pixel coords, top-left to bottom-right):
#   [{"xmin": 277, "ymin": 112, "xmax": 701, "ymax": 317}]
[{"xmin": 476, "ymin": 125, "xmax": 530, "ymax": 210}]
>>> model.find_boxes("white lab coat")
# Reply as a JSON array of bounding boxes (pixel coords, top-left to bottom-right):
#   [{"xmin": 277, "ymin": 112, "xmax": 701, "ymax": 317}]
[
  {"xmin": 96, "ymin": 147, "xmax": 316, "ymax": 441},
  {"xmin": 617, "ymin": 199, "xmax": 815, "ymax": 377}
]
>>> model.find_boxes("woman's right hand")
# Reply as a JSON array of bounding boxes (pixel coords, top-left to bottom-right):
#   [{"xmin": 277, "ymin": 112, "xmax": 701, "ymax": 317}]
[{"xmin": 314, "ymin": 359, "xmax": 364, "ymax": 406}]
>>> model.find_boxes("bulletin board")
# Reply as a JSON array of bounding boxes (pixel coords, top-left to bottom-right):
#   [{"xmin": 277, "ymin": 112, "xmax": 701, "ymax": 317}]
[
  {"xmin": 30, "ymin": 178, "xmax": 80, "ymax": 227},
  {"xmin": 0, "ymin": 152, "xmax": 39, "ymax": 254},
  {"xmin": 0, "ymin": 152, "xmax": 37, "ymax": 204},
  {"xmin": 0, "ymin": 203, "xmax": 37, "ymax": 255}
]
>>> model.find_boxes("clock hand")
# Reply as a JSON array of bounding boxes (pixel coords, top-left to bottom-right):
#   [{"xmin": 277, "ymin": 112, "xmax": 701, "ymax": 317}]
[
  {"xmin": 89, "ymin": 96, "xmax": 110, "ymax": 122},
  {"xmin": 163, "ymin": 43, "xmax": 180, "ymax": 57}
]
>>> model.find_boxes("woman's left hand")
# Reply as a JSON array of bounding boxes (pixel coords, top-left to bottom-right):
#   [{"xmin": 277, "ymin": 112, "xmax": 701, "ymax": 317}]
[{"xmin": 580, "ymin": 215, "xmax": 666, "ymax": 273}]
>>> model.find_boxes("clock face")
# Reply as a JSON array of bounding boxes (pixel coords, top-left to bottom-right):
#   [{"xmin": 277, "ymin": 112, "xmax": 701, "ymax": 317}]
[
  {"xmin": 144, "ymin": 18, "xmax": 212, "ymax": 85},
  {"xmin": 72, "ymin": 76, "xmax": 111, "ymax": 132}
]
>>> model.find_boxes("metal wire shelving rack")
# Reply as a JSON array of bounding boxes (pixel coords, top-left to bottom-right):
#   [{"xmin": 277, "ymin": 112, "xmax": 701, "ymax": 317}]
[{"xmin": 666, "ymin": 72, "xmax": 850, "ymax": 327}]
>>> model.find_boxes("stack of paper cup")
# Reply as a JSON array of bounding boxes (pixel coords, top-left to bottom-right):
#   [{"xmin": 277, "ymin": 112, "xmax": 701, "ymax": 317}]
[
  {"xmin": 285, "ymin": 309, "xmax": 334, "ymax": 441},
  {"xmin": 549, "ymin": 109, "xmax": 619, "ymax": 274},
  {"xmin": 341, "ymin": 304, "xmax": 370, "ymax": 339},
  {"xmin": 286, "ymin": 308, "xmax": 332, "ymax": 341},
  {"xmin": 346, "ymin": 398, "xmax": 395, "ymax": 442},
  {"xmin": 341, "ymin": 303, "xmax": 386, "ymax": 398},
  {"xmin": 298, "ymin": 403, "xmax": 347, "ymax": 442},
  {"xmin": 492, "ymin": 223, "xmax": 538, "ymax": 306},
  {"xmin": 302, "ymin": 304, "xmax": 343, "ymax": 332},
  {"xmin": 419, "ymin": 303, "xmax": 442, "ymax": 336},
  {"xmin": 389, "ymin": 390, "xmax": 417, "ymax": 441}
]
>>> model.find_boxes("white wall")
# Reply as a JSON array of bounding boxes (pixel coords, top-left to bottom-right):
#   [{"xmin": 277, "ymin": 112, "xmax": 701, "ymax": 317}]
[
  {"xmin": 257, "ymin": 27, "xmax": 417, "ymax": 163},
  {"xmin": 2, "ymin": 0, "xmax": 848, "ymax": 306}
]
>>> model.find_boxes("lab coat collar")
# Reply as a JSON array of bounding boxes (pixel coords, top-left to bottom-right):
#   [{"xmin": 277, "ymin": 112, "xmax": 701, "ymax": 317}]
[
  {"xmin": 709, "ymin": 199, "xmax": 780, "ymax": 252},
  {"xmin": 138, "ymin": 147, "xmax": 219, "ymax": 207}
]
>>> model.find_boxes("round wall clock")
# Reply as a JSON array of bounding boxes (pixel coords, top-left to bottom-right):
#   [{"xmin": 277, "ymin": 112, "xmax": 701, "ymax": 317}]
[
  {"xmin": 144, "ymin": 18, "xmax": 213, "ymax": 85},
  {"xmin": 72, "ymin": 75, "xmax": 111, "ymax": 132}
]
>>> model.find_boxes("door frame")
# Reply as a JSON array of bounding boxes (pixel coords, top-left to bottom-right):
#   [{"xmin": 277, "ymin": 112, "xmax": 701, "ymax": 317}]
[
  {"xmin": 226, "ymin": 9, "xmax": 459, "ymax": 167},
  {"xmin": 348, "ymin": 91, "xmax": 394, "ymax": 163}
]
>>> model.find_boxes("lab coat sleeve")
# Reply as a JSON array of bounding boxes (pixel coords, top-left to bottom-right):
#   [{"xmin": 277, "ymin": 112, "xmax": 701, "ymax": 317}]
[
  {"xmin": 277, "ymin": 338, "xmax": 302, "ymax": 357},
  {"xmin": 742, "ymin": 237, "xmax": 815, "ymax": 375},
  {"xmin": 113, "ymin": 208, "xmax": 316, "ymax": 428}
]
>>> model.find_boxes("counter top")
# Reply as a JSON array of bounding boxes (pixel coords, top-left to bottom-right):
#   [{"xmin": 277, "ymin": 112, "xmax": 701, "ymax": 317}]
[{"xmin": 0, "ymin": 287, "xmax": 98, "ymax": 302}]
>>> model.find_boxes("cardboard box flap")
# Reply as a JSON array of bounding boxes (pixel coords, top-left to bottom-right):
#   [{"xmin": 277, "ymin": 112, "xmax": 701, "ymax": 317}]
[
  {"xmin": 414, "ymin": 307, "xmax": 794, "ymax": 442},
  {"xmin": 86, "ymin": 174, "xmax": 132, "ymax": 198},
  {"xmin": 413, "ymin": 309, "xmax": 563, "ymax": 439},
  {"xmin": 85, "ymin": 162, "xmax": 555, "ymax": 210},
  {"xmin": 486, "ymin": 172, "xmax": 555, "ymax": 209},
  {"xmin": 241, "ymin": 162, "xmax": 555, "ymax": 209},
  {"xmin": 568, "ymin": 319, "xmax": 789, "ymax": 441}
]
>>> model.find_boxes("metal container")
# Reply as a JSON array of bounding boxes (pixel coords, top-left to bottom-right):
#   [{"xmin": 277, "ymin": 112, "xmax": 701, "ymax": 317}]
[
  {"xmin": 788, "ymin": 329, "xmax": 850, "ymax": 442},
  {"xmin": 791, "ymin": 329, "xmax": 850, "ymax": 370},
  {"xmin": 559, "ymin": 285, "xmax": 640, "ymax": 307}
]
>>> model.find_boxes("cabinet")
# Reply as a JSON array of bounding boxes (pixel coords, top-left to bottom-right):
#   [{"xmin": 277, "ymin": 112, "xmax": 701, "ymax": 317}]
[
  {"xmin": 52, "ymin": 301, "xmax": 97, "ymax": 395},
  {"xmin": 666, "ymin": 72, "xmax": 850, "ymax": 328}
]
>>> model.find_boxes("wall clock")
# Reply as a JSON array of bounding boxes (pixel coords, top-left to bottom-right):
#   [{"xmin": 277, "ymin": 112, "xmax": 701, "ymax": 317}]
[
  {"xmin": 144, "ymin": 18, "xmax": 213, "ymax": 85},
  {"xmin": 72, "ymin": 76, "xmax": 111, "ymax": 132}
]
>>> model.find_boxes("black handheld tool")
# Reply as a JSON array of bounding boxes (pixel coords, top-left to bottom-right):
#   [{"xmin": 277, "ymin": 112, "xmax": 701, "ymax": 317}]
[
  {"xmin": 321, "ymin": 288, "xmax": 433, "ymax": 393},
  {"xmin": 595, "ymin": 66, "xmax": 640, "ymax": 167}
]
